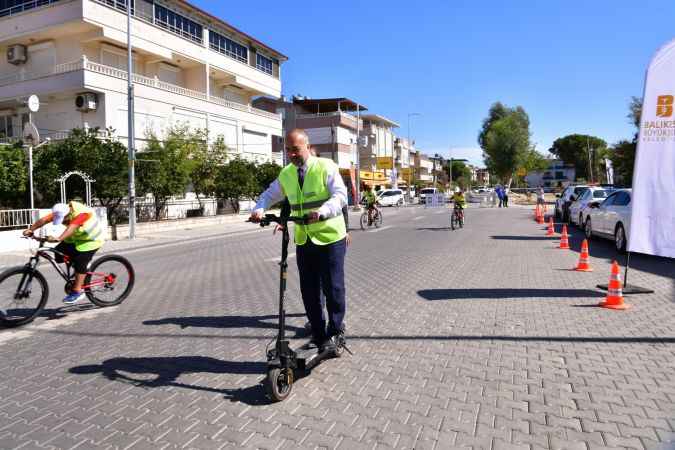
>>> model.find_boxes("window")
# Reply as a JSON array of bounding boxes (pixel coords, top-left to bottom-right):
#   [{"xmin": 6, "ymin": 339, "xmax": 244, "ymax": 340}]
[
  {"xmin": 0, "ymin": 0, "xmax": 62, "ymax": 17},
  {"xmin": 555, "ymin": 171, "xmax": 564, "ymax": 179},
  {"xmin": 256, "ymin": 53, "xmax": 273, "ymax": 75},
  {"xmin": 154, "ymin": 4, "xmax": 202, "ymax": 44},
  {"xmin": 593, "ymin": 190, "xmax": 609, "ymax": 199},
  {"xmin": 601, "ymin": 193, "xmax": 617, "ymax": 207},
  {"xmin": 209, "ymin": 30, "xmax": 248, "ymax": 64},
  {"xmin": 613, "ymin": 192, "xmax": 631, "ymax": 206},
  {"xmin": 0, "ymin": 116, "xmax": 13, "ymax": 138}
]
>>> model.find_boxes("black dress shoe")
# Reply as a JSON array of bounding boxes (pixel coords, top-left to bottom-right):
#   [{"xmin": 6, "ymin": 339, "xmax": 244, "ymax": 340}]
[{"xmin": 320, "ymin": 337, "xmax": 337, "ymax": 355}]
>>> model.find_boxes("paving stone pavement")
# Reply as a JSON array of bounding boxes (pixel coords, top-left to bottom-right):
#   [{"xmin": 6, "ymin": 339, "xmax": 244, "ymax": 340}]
[{"xmin": 0, "ymin": 205, "xmax": 674, "ymax": 450}]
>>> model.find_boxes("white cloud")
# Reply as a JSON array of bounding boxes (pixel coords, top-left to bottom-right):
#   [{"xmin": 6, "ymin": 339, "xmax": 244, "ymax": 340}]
[{"xmin": 423, "ymin": 147, "xmax": 485, "ymax": 167}]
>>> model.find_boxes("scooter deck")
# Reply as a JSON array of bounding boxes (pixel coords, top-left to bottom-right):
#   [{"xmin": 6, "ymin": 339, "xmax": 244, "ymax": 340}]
[{"xmin": 294, "ymin": 341, "xmax": 333, "ymax": 371}]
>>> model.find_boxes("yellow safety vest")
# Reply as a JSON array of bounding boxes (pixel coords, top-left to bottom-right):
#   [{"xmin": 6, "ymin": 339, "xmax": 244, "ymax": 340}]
[
  {"xmin": 64, "ymin": 201, "xmax": 105, "ymax": 252},
  {"xmin": 277, "ymin": 157, "xmax": 347, "ymax": 246}
]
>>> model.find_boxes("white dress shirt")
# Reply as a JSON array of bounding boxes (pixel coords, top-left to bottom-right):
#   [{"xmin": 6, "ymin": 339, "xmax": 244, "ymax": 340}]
[{"xmin": 253, "ymin": 156, "xmax": 348, "ymax": 218}]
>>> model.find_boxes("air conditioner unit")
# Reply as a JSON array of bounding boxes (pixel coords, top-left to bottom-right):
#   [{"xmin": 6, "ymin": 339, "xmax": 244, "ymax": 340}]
[
  {"xmin": 75, "ymin": 92, "xmax": 98, "ymax": 112},
  {"xmin": 7, "ymin": 44, "xmax": 27, "ymax": 65}
]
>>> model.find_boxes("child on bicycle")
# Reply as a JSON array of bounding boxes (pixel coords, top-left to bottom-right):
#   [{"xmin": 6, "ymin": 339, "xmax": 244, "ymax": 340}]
[
  {"xmin": 452, "ymin": 187, "xmax": 467, "ymax": 210},
  {"xmin": 23, "ymin": 201, "xmax": 105, "ymax": 304},
  {"xmin": 362, "ymin": 186, "xmax": 378, "ymax": 224}
]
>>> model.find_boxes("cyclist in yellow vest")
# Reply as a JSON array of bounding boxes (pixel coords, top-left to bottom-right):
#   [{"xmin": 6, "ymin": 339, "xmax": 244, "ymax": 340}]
[
  {"xmin": 23, "ymin": 201, "xmax": 105, "ymax": 304},
  {"xmin": 250, "ymin": 128, "xmax": 348, "ymax": 355}
]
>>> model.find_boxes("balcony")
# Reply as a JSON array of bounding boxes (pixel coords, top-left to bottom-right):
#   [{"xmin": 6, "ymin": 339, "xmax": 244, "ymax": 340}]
[
  {"xmin": 0, "ymin": 57, "xmax": 281, "ymax": 122},
  {"xmin": 295, "ymin": 111, "xmax": 363, "ymax": 130}
]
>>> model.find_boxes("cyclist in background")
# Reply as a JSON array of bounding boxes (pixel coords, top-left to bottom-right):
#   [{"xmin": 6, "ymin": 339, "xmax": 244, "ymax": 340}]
[
  {"xmin": 362, "ymin": 186, "xmax": 378, "ymax": 224},
  {"xmin": 452, "ymin": 187, "xmax": 467, "ymax": 209},
  {"xmin": 23, "ymin": 201, "xmax": 105, "ymax": 304}
]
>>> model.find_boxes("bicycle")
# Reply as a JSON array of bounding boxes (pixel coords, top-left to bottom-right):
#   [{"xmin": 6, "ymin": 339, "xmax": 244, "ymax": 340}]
[
  {"xmin": 0, "ymin": 237, "xmax": 135, "ymax": 327},
  {"xmin": 360, "ymin": 204, "xmax": 383, "ymax": 230},
  {"xmin": 450, "ymin": 205, "xmax": 465, "ymax": 230}
]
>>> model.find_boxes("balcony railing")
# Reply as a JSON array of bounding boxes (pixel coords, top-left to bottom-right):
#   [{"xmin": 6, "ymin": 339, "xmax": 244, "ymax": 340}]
[
  {"xmin": 0, "ymin": 0, "xmax": 63, "ymax": 18},
  {"xmin": 0, "ymin": 57, "xmax": 281, "ymax": 120}
]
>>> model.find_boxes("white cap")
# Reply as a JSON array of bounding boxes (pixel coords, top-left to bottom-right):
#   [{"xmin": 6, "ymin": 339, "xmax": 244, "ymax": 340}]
[
  {"xmin": 454, "ymin": 186, "xmax": 460, "ymax": 193},
  {"xmin": 51, "ymin": 203, "xmax": 70, "ymax": 226}
]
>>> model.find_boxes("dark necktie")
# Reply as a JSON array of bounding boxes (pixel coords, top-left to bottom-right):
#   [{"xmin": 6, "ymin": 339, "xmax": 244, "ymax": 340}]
[{"xmin": 298, "ymin": 167, "xmax": 305, "ymax": 188}]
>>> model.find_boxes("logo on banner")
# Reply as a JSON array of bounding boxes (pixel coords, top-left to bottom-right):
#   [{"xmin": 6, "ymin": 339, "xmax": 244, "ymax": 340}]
[
  {"xmin": 641, "ymin": 94, "xmax": 675, "ymax": 143},
  {"xmin": 656, "ymin": 95, "xmax": 674, "ymax": 117}
]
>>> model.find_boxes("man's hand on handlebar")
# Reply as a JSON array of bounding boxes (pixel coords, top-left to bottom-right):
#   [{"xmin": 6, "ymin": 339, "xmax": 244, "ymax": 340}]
[
  {"xmin": 22, "ymin": 229, "xmax": 33, "ymax": 237},
  {"xmin": 248, "ymin": 210, "xmax": 264, "ymax": 223}
]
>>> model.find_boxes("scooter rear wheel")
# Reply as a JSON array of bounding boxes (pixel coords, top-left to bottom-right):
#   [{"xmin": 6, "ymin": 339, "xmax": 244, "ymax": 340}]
[{"xmin": 266, "ymin": 367, "xmax": 293, "ymax": 401}]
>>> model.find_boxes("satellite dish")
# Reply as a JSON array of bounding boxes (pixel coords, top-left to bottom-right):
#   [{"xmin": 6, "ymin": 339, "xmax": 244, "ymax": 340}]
[
  {"xmin": 27, "ymin": 95, "xmax": 40, "ymax": 113},
  {"xmin": 23, "ymin": 122, "xmax": 40, "ymax": 145}
]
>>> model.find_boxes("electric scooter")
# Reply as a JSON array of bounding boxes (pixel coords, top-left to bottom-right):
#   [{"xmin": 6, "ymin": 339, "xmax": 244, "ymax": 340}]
[{"xmin": 254, "ymin": 213, "xmax": 351, "ymax": 401}]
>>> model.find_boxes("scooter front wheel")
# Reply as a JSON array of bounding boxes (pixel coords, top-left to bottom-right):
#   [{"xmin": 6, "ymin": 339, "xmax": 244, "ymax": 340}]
[{"xmin": 266, "ymin": 367, "xmax": 294, "ymax": 401}]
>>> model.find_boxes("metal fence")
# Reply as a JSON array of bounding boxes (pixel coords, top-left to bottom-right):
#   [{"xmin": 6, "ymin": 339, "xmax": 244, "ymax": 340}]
[{"xmin": 0, "ymin": 209, "xmax": 39, "ymax": 230}]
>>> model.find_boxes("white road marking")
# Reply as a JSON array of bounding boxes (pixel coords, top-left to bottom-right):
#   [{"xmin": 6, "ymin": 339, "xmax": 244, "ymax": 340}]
[
  {"xmin": 117, "ymin": 228, "xmax": 266, "ymax": 255},
  {"xmin": 369, "ymin": 226, "xmax": 393, "ymax": 233},
  {"xmin": 0, "ymin": 305, "xmax": 119, "ymax": 346},
  {"xmin": 413, "ymin": 216, "xmax": 424, "ymax": 221},
  {"xmin": 265, "ymin": 253, "xmax": 296, "ymax": 263}
]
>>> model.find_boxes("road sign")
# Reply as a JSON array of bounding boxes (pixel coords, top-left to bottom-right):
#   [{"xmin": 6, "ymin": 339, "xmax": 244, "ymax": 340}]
[
  {"xmin": 376, "ymin": 157, "xmax": 393, "ymax": 170},
  {"xmin": 27, "ymin": 95, "xmax": 40, "ymax": 113}
]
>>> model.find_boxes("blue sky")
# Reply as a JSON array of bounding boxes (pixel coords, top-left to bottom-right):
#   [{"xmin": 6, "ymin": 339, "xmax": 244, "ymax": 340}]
[{"xmin": 194, "ymin": 0, "xmax": 674, "ymax": 166}]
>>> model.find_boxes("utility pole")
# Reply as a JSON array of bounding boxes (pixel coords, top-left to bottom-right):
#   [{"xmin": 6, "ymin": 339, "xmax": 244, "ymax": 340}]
[{"xmin": 127, "ymin": 1, "xmax": 136, "ymax": 239}]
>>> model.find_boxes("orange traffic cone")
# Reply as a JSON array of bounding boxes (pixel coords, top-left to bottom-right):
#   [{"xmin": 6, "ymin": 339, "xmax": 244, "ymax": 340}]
[
  {"xmin": 537, "ymin": 210, "xmax": 545, "ymax": 224},
  {"xmin": 534, "ymin": 205, "xmax": 540, "ymax": 221},
  {"xmin": 599, "ymin": 261, "xmax": 631, "ymax": 309},
  {"xmin": 574, "ymin": 239, "xmax": 593, "ymax": 271},
  {"xmin": 546, "ymin": 217, "xmax": 555, "ymax": 236},
  {"xmin": 558, "ymin": 225, "xmax": 570, "ymax": 249}
]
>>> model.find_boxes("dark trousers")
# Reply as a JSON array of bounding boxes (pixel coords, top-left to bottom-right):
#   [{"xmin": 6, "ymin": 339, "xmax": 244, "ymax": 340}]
[{"xmin": 296, "ymin": 237, "xmax": 346, "ymax": 341}]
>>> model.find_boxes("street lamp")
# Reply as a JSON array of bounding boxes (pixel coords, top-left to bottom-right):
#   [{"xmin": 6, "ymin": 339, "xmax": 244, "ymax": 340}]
[{"xmin": 407, "ymin": 113, "xmax": 421, "ymax": 191}]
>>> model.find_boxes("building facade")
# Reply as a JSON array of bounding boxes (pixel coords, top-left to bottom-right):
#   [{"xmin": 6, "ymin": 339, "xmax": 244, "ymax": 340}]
[
  {"xmin": 525, "ymin": 159, "xmax": 575, "ymax": 188},
  {"xmin": 0, "ymin": 0, "xmax": 286, "ymax": 164}
]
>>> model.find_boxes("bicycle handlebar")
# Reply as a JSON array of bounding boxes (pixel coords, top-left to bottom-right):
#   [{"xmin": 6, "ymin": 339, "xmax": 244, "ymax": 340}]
[{"xmin": 22, "ymin": 235, "xmax": 58, "ymax": 244}]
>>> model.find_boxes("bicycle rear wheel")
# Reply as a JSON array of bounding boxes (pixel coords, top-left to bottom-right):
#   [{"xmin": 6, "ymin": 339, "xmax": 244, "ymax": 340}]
[
  {"xmin": 0, "ymin": 267, "xmax": 49, "ymax": 327},
  {"xmin": 84, "ymin": 255, "xmax": 135, "ymax": 307},
  {"xmin": 459, "ymin": 212, "xmax": 465, "ymax": 228}
]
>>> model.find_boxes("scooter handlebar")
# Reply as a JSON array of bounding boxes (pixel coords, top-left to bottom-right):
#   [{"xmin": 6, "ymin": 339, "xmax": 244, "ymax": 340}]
[{"xmin": 247, "ymin": 214, "xmax": 324, "ymax": 227}]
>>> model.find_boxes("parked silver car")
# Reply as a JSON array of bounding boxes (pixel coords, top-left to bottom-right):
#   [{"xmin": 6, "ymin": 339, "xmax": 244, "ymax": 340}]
[
  {"xmin": 555, "ymin": 185, "xmax": 589, "ymax": 222},
  {"xmin": 569, "ymin": 187, "xmax": 613, "ymax": 227}
]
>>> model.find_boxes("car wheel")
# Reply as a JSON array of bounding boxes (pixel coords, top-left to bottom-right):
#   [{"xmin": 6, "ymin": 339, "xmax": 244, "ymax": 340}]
[
  {"xmin": 578, "ymin": 213, "xmax": 584, "ymax": 228},
  {"xmin": 584, "ymin": 218, "xmax": 593, "ymax": 239},
  {"xmin": 614, "ymin": 223, "xmax": 627, "ymax": 254}
]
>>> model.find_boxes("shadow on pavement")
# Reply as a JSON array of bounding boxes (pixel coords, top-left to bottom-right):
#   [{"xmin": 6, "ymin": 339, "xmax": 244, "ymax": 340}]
[
  {"xmin": 418, "ymin": 288, "xmax": 605, "ymax": 300},
  {"xmin": 491, "ymin": 235, "xmax": 557, "ymax": 240},
  {"xmin": 143, "ymin": 313, "xmax": 307, "ymax": 336},
  {"xmin": 416, "ymin": 227, "xmax": 452, "ymax": 231},
  {"xmin": 69, "ymin": 356, "xmax": 270, "ymax": 405}
]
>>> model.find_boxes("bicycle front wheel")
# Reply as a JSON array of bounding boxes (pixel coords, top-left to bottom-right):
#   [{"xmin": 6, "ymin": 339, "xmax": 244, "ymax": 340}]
[
  {"xmin": 375, "ymin": 210, "xmax": 383, "ymax": 228},
  {"xmin": 0, "ymin": 267, "xmax": 49, "ymax": 327},
  {"xmin": 450, "ymin": 214, "xmax": 457, "ymax": 230},
  {"xmin": 360, "ymin": 213, "xmax": 368, "ymax": 230},
  {"xmin": 85, "ymin": 255, "xmax": 135, "ymax": 307}
]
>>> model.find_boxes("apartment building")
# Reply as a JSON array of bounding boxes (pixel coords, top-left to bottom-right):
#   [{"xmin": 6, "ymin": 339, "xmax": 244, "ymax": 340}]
[
  {"xmin": 0, "ymin": 0, "xmax": 286, "ymax": 163},
  {"xmin": 393, "ymin": 136, "xmax": 414, "ymax": 186},
  {"xmin": 358, "ymin": 114, "xmax": 398, "ymax": 188},
  {"xmin": 525, "ymin": 159, "xmax": 575, "ymax": 188},
  {"xmin": 412, "ymin": 151, "xmax": 433, "ymax": 185}
]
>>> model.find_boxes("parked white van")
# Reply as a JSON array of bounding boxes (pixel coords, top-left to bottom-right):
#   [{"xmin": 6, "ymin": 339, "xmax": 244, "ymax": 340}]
[
  {"xmin": 419, "ymin": 188, "xmax": 437, "ymax": 203},
  {"xmin": 376, "ymin": 189, "xmax": 406, "ymax": 207}
]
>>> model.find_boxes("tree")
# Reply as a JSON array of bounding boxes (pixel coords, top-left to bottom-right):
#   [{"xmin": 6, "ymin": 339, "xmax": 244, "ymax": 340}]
[
  {"xmin": 0, "ymin": 143, "xmax": 28, "ymax": 209},
  {"xmin": 254, "ymin": 161, "xmax": 282, "ymax": 197},
  {"xmin": 137, "ymin": 127, "xmax": 193, "ymax": 220},
  {"xmin": 33, "ymin": 128, "xmax": 129, "ymax": 237},
  {"xmin": 609, "ymin": 140, "xmax": 635, "ymax": 185},
  {"xmin": 548, "ymin": 134, "xmax": 607, "ymax": 182},
  {"xmin": 185, "ymin": 130, "xmax": 223, "ymax": 215},
  {"xmin": 480, "ymin": 104, "xmax": 531, "ymax": 184},
  {"xmin": 214, "ymin": 157, "xmax": 257, "ymax": 213}
]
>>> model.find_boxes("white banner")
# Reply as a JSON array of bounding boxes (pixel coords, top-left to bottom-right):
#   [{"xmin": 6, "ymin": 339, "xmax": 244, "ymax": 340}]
[
  {"xmin": 604, "ymin": 158, "xmax": 614, "ymax": 185},
  {"xmin": 628, "ymin": 38, "xmax": 675, "ymax": 258}
]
